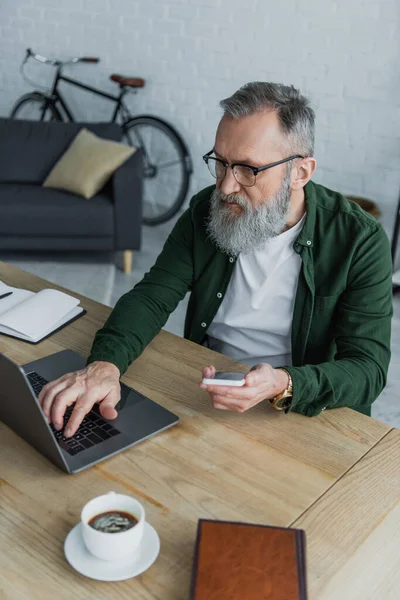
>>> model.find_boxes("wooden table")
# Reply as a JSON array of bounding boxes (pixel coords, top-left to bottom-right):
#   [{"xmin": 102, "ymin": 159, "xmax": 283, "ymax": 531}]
[{"xmin": 0, "ymin": 262, "xmax": 399, "ymax": 599}]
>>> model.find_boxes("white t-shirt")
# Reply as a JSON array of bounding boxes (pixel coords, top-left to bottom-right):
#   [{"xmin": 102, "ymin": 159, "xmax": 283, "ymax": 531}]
[{"xmin": 207, "ymin": 214, "xmax": 305, "ymax": 368}]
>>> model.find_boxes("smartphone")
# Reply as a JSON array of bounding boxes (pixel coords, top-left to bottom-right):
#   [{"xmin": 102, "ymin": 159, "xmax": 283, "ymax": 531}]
[{"xmin": 202, "ymin": 371, "xmax": 246, "ymax": 386}]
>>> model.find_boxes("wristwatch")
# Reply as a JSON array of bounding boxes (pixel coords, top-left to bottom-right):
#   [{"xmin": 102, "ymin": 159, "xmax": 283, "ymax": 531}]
[{"xmin": 269, "ymin": 369, "xmax": 293, "ymax": 412}]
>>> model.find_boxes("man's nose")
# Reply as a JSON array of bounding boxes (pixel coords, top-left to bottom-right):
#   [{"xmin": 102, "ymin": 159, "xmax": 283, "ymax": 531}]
[{"xmin": 218, "ymin": 167, "xmax": 241, "ymax": 196}]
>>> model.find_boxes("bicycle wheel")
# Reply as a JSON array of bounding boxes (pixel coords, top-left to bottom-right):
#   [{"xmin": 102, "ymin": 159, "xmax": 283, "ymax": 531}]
[
  {"xmin": 10, "ymin": 92, "xmax": 62, "ymax": 121},
  {"xmin": 123, "ymin": 116, "xmax": 192, "ymax": 225}
]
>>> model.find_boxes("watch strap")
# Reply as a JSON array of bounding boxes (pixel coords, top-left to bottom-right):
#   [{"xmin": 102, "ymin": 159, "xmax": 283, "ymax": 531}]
[{"xmin": 269, "ymin": 369, "xmax": 293, "ymax": 411}]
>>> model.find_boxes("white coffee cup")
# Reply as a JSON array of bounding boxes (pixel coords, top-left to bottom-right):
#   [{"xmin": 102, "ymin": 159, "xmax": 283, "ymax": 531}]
[{"xmin": 80, "ymin": 491, "xmax": 145, "ymax": 561}]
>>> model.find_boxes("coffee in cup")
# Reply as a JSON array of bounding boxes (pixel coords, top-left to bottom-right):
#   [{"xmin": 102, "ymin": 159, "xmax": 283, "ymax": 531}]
[
  {"xmin": 81, "ymin": 491, "xmax": 145, "ymax": 561},
  {"xmin": 89, "ymin": 510, "xmax": 138, "ymax": 533}
]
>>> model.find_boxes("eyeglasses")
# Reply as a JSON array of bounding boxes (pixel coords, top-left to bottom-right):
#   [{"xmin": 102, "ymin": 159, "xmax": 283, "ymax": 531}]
[{"xmin": 202, "ymin": 150, "xmax": 304, "ymax": 187}]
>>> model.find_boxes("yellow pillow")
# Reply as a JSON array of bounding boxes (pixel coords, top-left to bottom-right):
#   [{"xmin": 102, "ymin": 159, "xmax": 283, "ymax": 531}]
[{"xmin": 43, "ymin": 128, "xmax": 136, "ymax": 199}]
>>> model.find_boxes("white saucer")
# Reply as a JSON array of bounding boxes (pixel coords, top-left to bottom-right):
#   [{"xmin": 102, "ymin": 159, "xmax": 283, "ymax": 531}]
[{"xmin": 64, "ymin": 521, "xmax": 160, "ymax": 581}]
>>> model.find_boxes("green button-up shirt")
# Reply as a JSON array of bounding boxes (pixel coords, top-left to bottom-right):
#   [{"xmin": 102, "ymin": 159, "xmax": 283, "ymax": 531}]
[{"xmin": 88, "ymin": 181, "xmax": 393, "ymax": 417}]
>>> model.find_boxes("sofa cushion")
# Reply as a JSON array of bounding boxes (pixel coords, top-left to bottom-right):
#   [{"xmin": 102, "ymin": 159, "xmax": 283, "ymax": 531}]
[
  {"xmin": 0, "ymin": 184, "xmax": 114, "ymax": 236},
  {"xmin": 43, "ymin": 128, "xmax": 135, "ymax": 199},
  {"xmin": 0, "ymin": 119, "xmax": 123, "ymax": 184}
]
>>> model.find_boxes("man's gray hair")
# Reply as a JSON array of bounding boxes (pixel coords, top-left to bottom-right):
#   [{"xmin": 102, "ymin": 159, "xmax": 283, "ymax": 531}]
[{"xmin": 220, "ymin": 82, "xmax": 315, "ymax": 157}]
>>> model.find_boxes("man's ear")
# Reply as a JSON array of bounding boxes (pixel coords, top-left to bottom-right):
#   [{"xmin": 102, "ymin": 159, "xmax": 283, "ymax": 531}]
[{"xmin": 291, "ymin": 157, "xmax": 317, "ymax": 190}]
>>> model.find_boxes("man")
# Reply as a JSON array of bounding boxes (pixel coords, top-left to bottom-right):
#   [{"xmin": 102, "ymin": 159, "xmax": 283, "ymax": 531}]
[{"xmin": 39, "ymin": 82, "xmax": 393, "ymax": 438}]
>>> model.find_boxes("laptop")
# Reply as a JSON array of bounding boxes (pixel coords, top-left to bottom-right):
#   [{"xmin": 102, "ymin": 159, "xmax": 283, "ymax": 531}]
[{"xmin": 0, "ymin": 349, "xmax": 179, "ymax": 474}]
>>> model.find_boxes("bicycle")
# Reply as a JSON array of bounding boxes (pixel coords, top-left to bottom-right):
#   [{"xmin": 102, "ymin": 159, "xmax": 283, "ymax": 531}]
[{"xmin": 10, "ymin": 48, "xmax": 193, "ymax": 225}]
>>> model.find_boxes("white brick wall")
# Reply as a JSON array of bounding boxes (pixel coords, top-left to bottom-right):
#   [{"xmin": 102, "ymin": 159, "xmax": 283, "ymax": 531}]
[{"xmin": 1, "ymin": 0, "xmax": 399, "ymax": 239}]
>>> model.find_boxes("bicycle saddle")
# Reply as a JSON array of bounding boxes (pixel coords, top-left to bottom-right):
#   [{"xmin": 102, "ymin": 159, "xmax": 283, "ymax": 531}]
[{"xmin": 110, "ymin": 74, "xmax": 145, "ymax": 88}]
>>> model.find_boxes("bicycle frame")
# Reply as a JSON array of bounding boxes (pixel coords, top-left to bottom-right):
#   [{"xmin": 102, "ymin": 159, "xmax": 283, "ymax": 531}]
[{"xmin": 43, "ymin": 66, "xmax": 131, "ymax": 124}]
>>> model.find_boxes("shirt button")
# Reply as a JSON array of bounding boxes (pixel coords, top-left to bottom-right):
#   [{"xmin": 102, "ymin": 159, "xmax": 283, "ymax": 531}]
[
  {"xmin": 306, "ymin": 240, "xmax": 312, "ymax": 246},
  {"xmin": 217, "ymin": 293, "xmax": 222, "ymax": 299},
  {"xmin": 229, "ymin": 257, "xmax": 235, "ymax": 263},
  {"xmin": 201, "ymin": 322, "xmax": 207, "ymax": 328}
]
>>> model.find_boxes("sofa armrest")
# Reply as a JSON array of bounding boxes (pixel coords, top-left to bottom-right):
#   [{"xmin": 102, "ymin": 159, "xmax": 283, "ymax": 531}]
[{"xmin": 112, "ymin": 148, "xmax": 143, "ymax": 250}]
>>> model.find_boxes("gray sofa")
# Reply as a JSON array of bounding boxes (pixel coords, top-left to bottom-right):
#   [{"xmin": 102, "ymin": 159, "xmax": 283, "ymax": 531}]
[{"xmin": 0, "ymin": 118, "xmax": 143, "ymax": 272}]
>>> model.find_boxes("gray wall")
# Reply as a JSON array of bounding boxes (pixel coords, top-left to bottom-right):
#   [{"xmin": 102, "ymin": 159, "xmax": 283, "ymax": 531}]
[{"xmin": 1, "ymin": 0, "xmax": 399, "ymax": 235}]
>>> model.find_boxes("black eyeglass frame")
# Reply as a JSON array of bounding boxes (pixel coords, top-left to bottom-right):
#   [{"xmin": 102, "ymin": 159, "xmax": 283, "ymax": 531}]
[{"xmin": 202, "ymin": 150, "xmax": 304, "ymax": 186}]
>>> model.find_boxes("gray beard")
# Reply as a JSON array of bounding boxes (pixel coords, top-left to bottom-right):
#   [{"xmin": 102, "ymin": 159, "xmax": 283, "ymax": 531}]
[{"xmin": 206, "ymin": 169, "xmax": 292, "ymax": 256}]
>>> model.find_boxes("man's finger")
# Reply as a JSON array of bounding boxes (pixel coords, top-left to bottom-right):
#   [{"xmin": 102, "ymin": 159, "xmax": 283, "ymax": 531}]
[
  {"xmin": 212, "ymin": 402, "xmax": 229, "ymax": 411},
  {"xmin": 40, "ymin": 380, "xmax": 69, "ymax": 420},
  {"xmin": 99, "ymin": 388, "xmax": 121, "ymax": 420},
  {"xmin": 50, "ymin": 387, "xmax": 82, "ymax": 430},
  {"xmin": 63, "ymin": 393, "xmax": 96, "ymax": 437},
  {"xmin": 211, "ymin": 394, "xmax": 248, "ymax": 412},
  {"xmin": 202, "ymin": 365, "xmax": 216, "ymax": 380},
  {"xmin": 38, "ymin": 380, "xmax": 56, "ymax": 407}
]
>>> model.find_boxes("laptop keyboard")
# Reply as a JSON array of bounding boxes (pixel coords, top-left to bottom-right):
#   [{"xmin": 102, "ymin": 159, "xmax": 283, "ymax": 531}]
[{"xmin": 27, "ymin": 371, "xmax": 121, "ymax": 456}]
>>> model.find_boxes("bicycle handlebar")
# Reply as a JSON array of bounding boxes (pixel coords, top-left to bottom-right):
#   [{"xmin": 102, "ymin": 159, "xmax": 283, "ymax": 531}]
[
  {"xmin": 25, "ymin": 48, "xmax": 100, "ymax": 67},
  {"xmin": 80, "ymin": 57, "xmax": 100, "ymax": 63},
  {"xmin": 25, "ymin": 47, "xmax": 59, "ymax": 66}
]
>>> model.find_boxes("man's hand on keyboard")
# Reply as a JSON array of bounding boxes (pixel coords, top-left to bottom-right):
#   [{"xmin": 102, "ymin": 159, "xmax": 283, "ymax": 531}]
[{"xmin": 38, "ymin": 361, "xmax": 121, "ymax": 438}]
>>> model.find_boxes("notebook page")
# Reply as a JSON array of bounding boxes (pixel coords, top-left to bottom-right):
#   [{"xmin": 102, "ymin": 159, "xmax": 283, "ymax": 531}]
[
  {"xmin": 0, "ymin": 288, "xmax": 80, "ymax": 338},
  {"xmin": 0, "ymin": 281, "xmax": 34, "ymax": 318},
  {"xmin": 0, "ymin": 306, "xmax": 84, "ymax": 342},
  {"xmin": 34, "ymin": 306, "xmax": 83, "ymax": 341}
]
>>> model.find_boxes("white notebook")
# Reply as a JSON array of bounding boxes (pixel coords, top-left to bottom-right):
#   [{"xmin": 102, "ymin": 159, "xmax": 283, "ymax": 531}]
[{"xmin": 0, "ymin": 281, "xmax": 85, "ymax": 344}]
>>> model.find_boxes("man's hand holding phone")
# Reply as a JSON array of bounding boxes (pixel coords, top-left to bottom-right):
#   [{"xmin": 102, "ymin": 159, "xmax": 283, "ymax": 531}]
[
  {"xmin": 200, "ymin": 364, "xmax": 289, "ymax": 413},
  {"xmin": 202, "ymin": 370, "xmax": 246, "ymax": 387}
]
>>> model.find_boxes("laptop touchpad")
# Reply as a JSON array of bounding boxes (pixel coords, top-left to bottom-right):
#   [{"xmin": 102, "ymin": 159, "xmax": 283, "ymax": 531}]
[{"xmin": 115, "ymin": 382, "xmax": 147, "ymax": 413}]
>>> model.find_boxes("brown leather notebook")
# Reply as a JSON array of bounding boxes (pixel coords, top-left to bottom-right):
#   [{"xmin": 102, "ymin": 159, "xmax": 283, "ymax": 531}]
[{"xmin": 190, "ymin": 520, "xmax": 307, "ymax": 600}]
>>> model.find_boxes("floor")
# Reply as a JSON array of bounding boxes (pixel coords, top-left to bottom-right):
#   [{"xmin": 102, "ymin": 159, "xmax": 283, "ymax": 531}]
[{"xmin": 2, "ymin": 215, "xmax": 399, "ymax": 428}]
